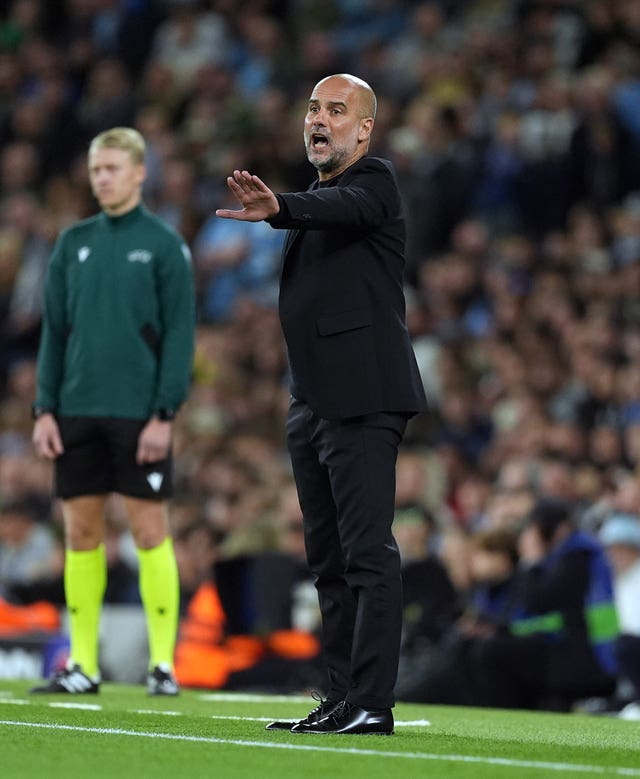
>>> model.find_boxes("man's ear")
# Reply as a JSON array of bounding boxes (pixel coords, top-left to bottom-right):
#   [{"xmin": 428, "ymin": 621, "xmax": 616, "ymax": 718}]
[
  {"xmin": 136, "ymin": 163, "xmax": 147, "ymax": 186},
  {"xmin": 358, "ymin": 117, "xmax": 374, "ymax": 143}
]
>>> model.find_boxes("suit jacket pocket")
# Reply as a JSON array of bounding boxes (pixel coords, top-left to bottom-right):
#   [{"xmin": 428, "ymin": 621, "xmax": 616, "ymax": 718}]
[{"xmin": 316, "ymin": 307, "xmax": 372, "ymax": 336}]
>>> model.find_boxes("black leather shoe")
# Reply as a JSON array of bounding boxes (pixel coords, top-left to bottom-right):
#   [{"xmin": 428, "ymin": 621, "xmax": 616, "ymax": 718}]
[
  {"xmin": 265, "ymin": 695, "xmax": 341, "ymax": 731},
  {"xmin": 291, "ymin": 701, "xmax": 394, "ymax": 735},
  {"xmin": 265, "ymin": 719, "xmax": 298, "ymax": 731}
]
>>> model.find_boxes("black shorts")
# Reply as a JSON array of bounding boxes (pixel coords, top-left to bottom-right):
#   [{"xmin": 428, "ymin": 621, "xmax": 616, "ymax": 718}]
[{"xmin": 54, "ymin": 416, "xmax": 173, "ymax": 500}]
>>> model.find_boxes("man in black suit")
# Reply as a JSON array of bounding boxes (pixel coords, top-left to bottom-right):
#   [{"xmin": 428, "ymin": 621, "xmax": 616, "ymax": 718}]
[{"xmin": 216, "ymin": 74, "xmax": 427, "ymax": 735}]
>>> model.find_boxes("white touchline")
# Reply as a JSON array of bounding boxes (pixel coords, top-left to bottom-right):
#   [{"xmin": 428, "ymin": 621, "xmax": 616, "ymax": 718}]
[
  {"xmin": 199, "ymin": 693, "xmax": 312, "ymax": 703},
  {"xmin": 0, "ymin": 697, "xmax": 428, "ymax": 726},
  {"xmin": 130, "ymin": 710, "xmax": 182, "ymax": 716},
  {"xmin": 1, "ymin": 720, "xmax": 639, "ymax": 776}
]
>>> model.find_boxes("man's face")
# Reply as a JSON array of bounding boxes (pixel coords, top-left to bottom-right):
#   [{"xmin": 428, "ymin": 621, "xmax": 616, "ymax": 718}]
[
  {"xmin": 88, "ymin": 147, "xmax": 145, "ymax": 216},
  {"xmin": 303, "ymin": 76, "xmax": 373, "ymax": 180}
]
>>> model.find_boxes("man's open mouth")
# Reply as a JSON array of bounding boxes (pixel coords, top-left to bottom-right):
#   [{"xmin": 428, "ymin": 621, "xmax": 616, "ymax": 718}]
[{"xmin": 311, "ymin": 133, "xmax": 329, "ymax": 149}]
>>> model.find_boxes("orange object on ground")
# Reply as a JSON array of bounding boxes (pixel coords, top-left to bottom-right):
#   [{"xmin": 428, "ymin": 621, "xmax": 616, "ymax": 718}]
[
  {"xmin": 266, "ymin": 629, "xmax": 321, "ymax": 659},
  {"xmin": 0, "ymin": 597, "xmax": 61, "ymax": 635},
  {"xmin": 174, "ymin": 581, "xmax": 265, "ymax": 688},
  {"xmin": 174, "ymin": 581, "xmax": 321, "ymax": 689}
]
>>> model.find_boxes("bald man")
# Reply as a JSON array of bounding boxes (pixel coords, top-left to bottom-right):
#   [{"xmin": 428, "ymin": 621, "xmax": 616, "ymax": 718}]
[{"xmin": 217, "ymin": 74, "xmax": 427, "ymax": 734}]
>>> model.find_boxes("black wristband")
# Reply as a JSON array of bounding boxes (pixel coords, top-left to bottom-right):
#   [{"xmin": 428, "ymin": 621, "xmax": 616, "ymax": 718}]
[
  {"xmin": 155, "ymin": 408, "xmax": 176, "ymax": 421},
  {"xmin": 32, "ymin": 404, "xmax": 54, "ymax": 420}
]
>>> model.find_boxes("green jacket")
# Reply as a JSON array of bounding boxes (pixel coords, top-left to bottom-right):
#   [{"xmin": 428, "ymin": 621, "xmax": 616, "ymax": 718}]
[{"xmin": 35, "ymin": 204, "xmax": 195, "ymax": 419}]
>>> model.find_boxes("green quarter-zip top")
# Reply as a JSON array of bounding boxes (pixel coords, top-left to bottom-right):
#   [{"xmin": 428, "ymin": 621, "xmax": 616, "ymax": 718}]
[{"xmin": 36, "ymin": 204, "xmax": 196, "ymax": 419}]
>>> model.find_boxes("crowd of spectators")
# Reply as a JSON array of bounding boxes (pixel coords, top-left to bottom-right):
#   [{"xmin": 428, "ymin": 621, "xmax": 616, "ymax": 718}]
[{"xmin": 1, "ymin": 0, "xmax": 640, "ymax": 711}]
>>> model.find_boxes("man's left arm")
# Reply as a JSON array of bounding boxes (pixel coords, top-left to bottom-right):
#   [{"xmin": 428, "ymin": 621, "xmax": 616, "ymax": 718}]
[
  {"xmin": 271, "ymin": 162, "xmax": 400, "ymax": 231},
  {"xmin": 156, "ymin": 237, "xmax": 196, "ymax": 413},
  {"xmin": 216, "ymin": 159, "xmax": 400, "ymax": 231},
  {"xmin": 137, "ymin": 237, "xmax": 195, "ymax": 465}
]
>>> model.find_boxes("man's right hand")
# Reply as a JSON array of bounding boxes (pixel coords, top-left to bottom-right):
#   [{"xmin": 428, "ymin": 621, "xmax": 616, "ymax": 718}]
[{"xmin": 32, "ymin": 414, "xmax": 64, "ymax": 459}]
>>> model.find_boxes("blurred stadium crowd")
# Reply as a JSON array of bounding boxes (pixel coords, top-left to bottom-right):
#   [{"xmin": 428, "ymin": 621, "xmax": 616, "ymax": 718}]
[{"xmin": 1, "ymin": 0, "xmax": 640, "ymax": 711}]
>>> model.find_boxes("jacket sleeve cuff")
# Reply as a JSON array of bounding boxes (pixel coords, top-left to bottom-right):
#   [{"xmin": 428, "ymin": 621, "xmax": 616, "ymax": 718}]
[{"xmin": 265, "ymin": 194, "xmax": 289, "ymax": 228}]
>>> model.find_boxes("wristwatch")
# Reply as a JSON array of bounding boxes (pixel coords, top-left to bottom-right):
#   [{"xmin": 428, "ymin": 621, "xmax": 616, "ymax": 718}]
[
  {"xmin": 32, "ymin": 404, "xmax": 54, "ymax": 419},
  {"xmin": 154, "ymin": 408, "xmax": 176, "ymax": 421}
]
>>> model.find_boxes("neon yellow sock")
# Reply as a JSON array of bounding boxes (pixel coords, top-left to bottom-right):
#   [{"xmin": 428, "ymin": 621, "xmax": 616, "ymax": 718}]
[
  {"xmin": 64, "ymin": 545, "xmax": 107, "ymax": 678},
  {"xmin": 137, "ymin": 536, "xmax": 179, "ymax": 669}
]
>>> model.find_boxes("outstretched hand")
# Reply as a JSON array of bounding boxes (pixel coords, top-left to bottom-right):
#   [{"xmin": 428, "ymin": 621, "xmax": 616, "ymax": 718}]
[{"xmin": 215, "ymin": 170, "xmax": 280, "ymax": 222}]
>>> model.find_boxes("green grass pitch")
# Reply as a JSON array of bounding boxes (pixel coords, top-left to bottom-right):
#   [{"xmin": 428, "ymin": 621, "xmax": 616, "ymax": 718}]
[{"xmin": 1, "ymin": 680, "xmax": 639, "ymax": 778}]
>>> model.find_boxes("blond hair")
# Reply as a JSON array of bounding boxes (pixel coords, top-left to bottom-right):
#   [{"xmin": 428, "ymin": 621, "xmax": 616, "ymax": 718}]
[{"xmin": 89, "ymin": 127, "xmax": 146, "ymax": 164}]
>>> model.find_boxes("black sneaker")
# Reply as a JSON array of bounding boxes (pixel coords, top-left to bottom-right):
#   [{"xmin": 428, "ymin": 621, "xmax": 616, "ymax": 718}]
[
  {"xmin": 147, "ymin": 665, "xmax": 179, "ymax": 696},
  {"xmin": 30, "ymin": 664, "xmax": 100, "ymax": 694},
  {"xmin": 265, "ymin": 692, "xmax": 341, "ymax": 731}
]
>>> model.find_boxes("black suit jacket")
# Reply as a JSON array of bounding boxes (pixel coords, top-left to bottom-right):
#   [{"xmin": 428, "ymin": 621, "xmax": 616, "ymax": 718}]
[{"xmin": 269, "ymin": 156, "xmax": 427, "ymax": 419}]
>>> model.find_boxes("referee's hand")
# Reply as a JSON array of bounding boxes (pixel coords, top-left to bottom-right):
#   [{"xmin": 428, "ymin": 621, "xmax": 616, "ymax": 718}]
[
  {"xmin": 32, "ymin": 414, "xmax": 64, "ymax": 459},
  {"xmin": 137, "ymin": 417, "xmax": 172, "ymax": 464}
]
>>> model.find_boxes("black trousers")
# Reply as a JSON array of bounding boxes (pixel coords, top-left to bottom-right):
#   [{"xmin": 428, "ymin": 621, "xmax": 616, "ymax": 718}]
[{"xmin": 286, "ymin": 398, "xmax": 408, "ymax": 709}]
